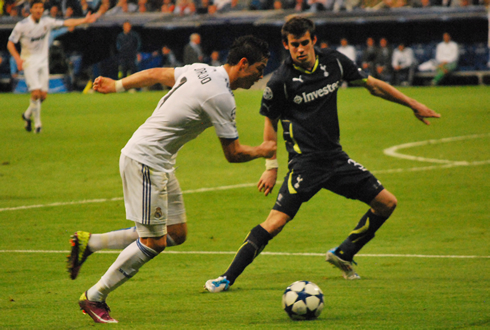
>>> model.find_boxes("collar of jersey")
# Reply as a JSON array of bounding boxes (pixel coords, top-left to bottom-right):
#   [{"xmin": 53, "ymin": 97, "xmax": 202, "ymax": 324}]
[{"xmin": 292, "ymin": 56, "xmax": 319, "ymax": 74}]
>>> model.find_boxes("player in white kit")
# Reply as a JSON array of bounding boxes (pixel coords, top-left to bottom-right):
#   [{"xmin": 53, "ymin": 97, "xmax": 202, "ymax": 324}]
[
  {"xmin": 7, "ymin": 0, "xmax": 99, "ymax": 133},
  {"xmin": 69, "ymin": 36, "xmax": 275, "ymax": 323}
]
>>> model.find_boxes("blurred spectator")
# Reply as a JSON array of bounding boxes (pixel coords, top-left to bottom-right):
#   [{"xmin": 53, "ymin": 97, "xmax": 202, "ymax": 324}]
[
  {"xmin": 375, "ymin": 37, "xmax": 393, "ymax": 83},
  {"xmin": 249, "ymin": 0, "xmax": 273, "ymax": 9},
  {"xmin": 196, "ymin": 0, "xmax": 212, "ymax": 13},
  {"xmin": 219, "ymin": 0, "xmax": 246, "ymax": 11},
  {"xmin": 116, "ymin": 21, "xmax": 141, "ymax": 79},
  {"xmin": 307, "ymin": 0, "xmax": 329, "ymax": 10},
  {"xmin": 333, "ymin": 0, "xmax": 360, "ymax": 11},
  {"xmin": 174, "ymin": 0, "xmax": 195, "ymax": 15},
  {"xmin": 62, "ymin": 0, "xmax": 83, "ymax": 17},
  {"xmin": 411, "ymin": 0, "xmax": 432, "ymax": 7},
  {"xmin": 183, "ymin": 33, "xmax": 204, "ymax": 64},
  {"xmin": 293, "ymin": 0, "xmax": 310, "ymax": 10},
  {"xmin": 337, "ymin": 38, "xmax": 356, "ymax": 62},
  {"xmin": 361, "ymin": 37, "xmax": 377, "ymax": 76},
  {"xmin": 213, "ymin": 0, "xmax": 231, "ymax": 10},
  {"xmin": 49, "ymin": 4, "xmax": 62, "ymax": 17},
  {"xmin": 319, "ymin": 40, "xmax": 329, "ymax": 49},
  {"xmin": 64, "ymin": 6, "xmax": 74, "ymax": 17},
  {"xmin": 9, "ymin": 5, "xmax": 19, "ymax": 16},
  {"xmin": 209, "ymin": 50, "xmax": 222, "ymax": 66},
  {"xmin": 273, "ymin": 0, "xmax": 283, "ymax": 8},
  {"xmin": 106, "ymin": 0, "xmax": 137, "ymax": 14},
  {"xmin": 151, "ymin": 45, "xmax": 180, "ymax": 67},
  {"xmin": 137, "ymin": 0, "xmax": 150, "ymax": 12},
  {"xmin": 392, "ymin": 43, "xmax": 415, "ymax": 86},
  {"xmin": 160, "ymin": 0, "xmax": 175, "ymax": 12},
  {"xmin": 433, "ymin": 32, "xmax": 459, "ymax": 85}
]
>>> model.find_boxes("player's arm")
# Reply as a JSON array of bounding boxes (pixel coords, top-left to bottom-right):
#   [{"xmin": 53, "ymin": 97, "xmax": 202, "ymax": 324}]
[
  {"xmin": 93, "ymin": 68, "xmax": 176, "ymax": 93},
  {"xmin": 258, "ymin": 117, "xmax": 279, "ymax": 196},
  {"xmin": 63, "ymin": 11, "xmax": 99, "ymax": 27},
  {"xmin": 7, "ymin": 41, "xmax": 23, "ymax": 71},
  {"xmin": 219, "ymin": 137, "xmax": 276, "ymax": 163},
  {"xmin": 360, "ymin": 75, "xmax": 441, "ymax": 125}
]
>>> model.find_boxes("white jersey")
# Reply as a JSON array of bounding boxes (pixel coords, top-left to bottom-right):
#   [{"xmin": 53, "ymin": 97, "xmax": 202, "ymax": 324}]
[
  {"xmin": 435, "ymin": 41, "xmax": 459, "ymax": 64},
  {"xmin": 8, "ymin": 15, "xmax": 64, "ymax": 69},
  {"xmin": 121, "ymin": 64, "xmax": 239, "ymax": 172}
]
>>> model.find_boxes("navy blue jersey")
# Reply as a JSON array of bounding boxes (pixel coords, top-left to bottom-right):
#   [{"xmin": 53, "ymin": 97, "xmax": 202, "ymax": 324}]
[{"xmin": 260, "ymin": 48, "xmax": 367, "ymax": 161}]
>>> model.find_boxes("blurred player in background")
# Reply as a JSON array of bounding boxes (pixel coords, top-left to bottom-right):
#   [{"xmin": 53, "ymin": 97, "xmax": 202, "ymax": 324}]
[
  {"xmin": 205, "ymin": 16, "xmax": 440, "ymax": 293},
  {"xmin": 68, "ymin": 35, "xmax": 275, "ymax": 324},
  {"xmin": 7, "ymin": 0, "xmax": 100, "ymax": 133}
]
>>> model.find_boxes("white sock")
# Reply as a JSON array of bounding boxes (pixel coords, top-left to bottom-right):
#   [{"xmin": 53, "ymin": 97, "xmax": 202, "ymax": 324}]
[
  {"xmin": 86, "ymin": 239, "xmax": 158, "ymax": 302},
  {"xmin": 88, "ymin": 227, "xmax": 138, "ymax": 251},
  {"xmin": 31, "ymin": 99, "xmax": 42, "ymax": 128},
  {"xmin": 87, "ymin": 226, "xmax": 178, "ymax": 251},
  {"xmin": 24, "ymin": 99, "xmax": 37, "ymax": 119}
]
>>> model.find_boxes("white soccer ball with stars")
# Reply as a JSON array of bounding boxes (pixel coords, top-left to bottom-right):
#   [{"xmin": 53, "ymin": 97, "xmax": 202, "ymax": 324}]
[{"xmin": 282, "ymin": 280, "xmax": 324, "ymax": 320}]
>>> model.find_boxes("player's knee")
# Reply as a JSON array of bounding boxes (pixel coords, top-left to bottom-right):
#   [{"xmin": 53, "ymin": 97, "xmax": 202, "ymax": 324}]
[
  {"xmin": 141, "ymin": 236, "xmax": 167, "ymax": 253},
  {"xmin": 167, "ymin": 222, "xmax": 187, "ymax": 246},
  {"xmin": 171, "ymin": 233, "xmax": 187, "ymax": 245},
  {"xmin": 377, "ymin": 195, "xmax": 397, "ymax": 218}
]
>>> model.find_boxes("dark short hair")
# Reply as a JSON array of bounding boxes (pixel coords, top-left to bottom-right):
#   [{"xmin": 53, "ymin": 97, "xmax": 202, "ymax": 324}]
[
  {"xmin": 281, "ymin": 16, "xmax": 316, "ymax": 44},
  {"xmin": 30, "ymin": 0, "xmax": 44, "ymax": 6},
  {"xmin": 226, "ymin": 35, "xmax": 270, "ymax": 66}
]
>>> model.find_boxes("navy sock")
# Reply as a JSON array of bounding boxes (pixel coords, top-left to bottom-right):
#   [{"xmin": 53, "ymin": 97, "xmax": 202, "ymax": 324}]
[
  {"xmin": 336, "ymin": 210, "xmax": 388, "ymax": 262},
  {"xmin": 222, "ymin": 225, "xmax": 272, "ymax": 285}
]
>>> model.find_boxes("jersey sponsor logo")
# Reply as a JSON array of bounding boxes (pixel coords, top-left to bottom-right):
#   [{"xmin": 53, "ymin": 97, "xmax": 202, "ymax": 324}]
[
  {"xmin": 30, "ymin": 33, "xmax": 47, "ymax": 42},
  {"xmin": 194, "ymin": 67, "xmax": 212, "ymax": 84},
  {"xmin": 292, "ymin": 75, "xmax": 304, "ymax": 83},
  {"xmin": 263, "ymin": 86, "xmax": 273, "ymax": 100},
  {"xmin": 293, "ymin": 81, "xmax": 341, "ymax": 104}
]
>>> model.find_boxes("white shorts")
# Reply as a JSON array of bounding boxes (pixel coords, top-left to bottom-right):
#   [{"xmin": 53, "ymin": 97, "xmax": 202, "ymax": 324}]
[
  {"xmin": 24, "ymin": 63, "xmax": 49, "ymax": 92},
  {"xmin": 120, "ymin": 154, "xmax": 187, "ymax": 235}
]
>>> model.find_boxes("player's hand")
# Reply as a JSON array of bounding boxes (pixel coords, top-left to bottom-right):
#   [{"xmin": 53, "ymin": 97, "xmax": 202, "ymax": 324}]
[
  {"xmin": 85, "ymin": 12, "xmax": 98, "ymax": 24},
  {"xmin": 258, "ymin": 169, "xmax": 277, "ymax": 196},
  {"xmin": 412, "ymin": 103, "xmax": 441, "ymax": 125},
  {"xmin": 260, "ymin": 140, "xmax": 277, "ymax": 159},
  {"xmin": 93, "ymin": 76, "xmax": 116, "ymax": 94},
  {"xmin": 16, "ymin": 58, "xmax": 24, "ymax": 72}
]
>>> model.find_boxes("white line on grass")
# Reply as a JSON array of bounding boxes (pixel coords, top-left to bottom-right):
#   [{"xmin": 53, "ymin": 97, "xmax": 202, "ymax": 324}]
[
  {"xmin": 1, "ymin": 134, "xmax": 489, "ymax": 213},
  {"xmin": 0, "ymin": 250, "xmax": 489, "ymax": 259},
  {"xmin": 383, "ymin": 133, "xmax": 490, "ymax": 164}
]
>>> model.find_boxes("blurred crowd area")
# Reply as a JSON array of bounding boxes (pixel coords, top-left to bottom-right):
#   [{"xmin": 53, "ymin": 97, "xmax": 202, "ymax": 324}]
[{"xmin": 0, "ymin": 0, "xmax": 488, "ymax": 18}]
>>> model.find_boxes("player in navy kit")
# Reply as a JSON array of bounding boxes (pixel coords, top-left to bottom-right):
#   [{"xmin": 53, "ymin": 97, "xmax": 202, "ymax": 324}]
[{"xmin": 205, "ymin": 16, "xmax": 441, "ymax": 292}]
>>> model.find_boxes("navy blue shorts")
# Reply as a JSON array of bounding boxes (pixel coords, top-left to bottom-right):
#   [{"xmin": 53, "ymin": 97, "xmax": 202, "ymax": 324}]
[{"xmin": 272, "ymin": 154, "xmax": 384, "ymax": 219}]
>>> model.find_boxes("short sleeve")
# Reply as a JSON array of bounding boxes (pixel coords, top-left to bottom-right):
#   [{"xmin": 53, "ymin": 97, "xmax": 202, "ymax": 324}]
[
  {"xmin": 8, "ymin": 24, "xmax": 22, "ymax": 44},
  {"xmin": 336, "ymin": 51, "xmax": 368, "ymax": 82},
  {"xmin": 259, "ymin": 73, "xmax": 286, "ymax": 120},
  {"xmin": 202, "ymin": 92, "xmax": 238, "ymax": 140}
]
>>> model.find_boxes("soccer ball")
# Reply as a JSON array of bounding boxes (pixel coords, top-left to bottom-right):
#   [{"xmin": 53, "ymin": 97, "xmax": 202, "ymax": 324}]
[{"xmin": 282, "ymin": 280, "xmax": 324, "ymax": 320}]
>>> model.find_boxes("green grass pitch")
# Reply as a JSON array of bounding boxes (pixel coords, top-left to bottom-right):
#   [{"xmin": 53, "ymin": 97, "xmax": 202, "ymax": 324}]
[{"xmin": 0, "ymin": 86, "xmax": 489, "ymax": 329}]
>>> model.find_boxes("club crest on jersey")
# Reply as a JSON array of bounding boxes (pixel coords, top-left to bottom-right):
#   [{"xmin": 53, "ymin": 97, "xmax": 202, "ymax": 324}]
[
  {"xmin": 155, "ymin": 207, "xmax": 163, "ymax": 218},
  {"xmin": 263, "ymin": 87, "xmax": 273, "ymax": 100},
  {"xmin": 294, "ymin": 175, "xmax": 303, "ymax": 189},
  {"xmin": 320, "ymin": 64, "xmax": 329, "ymax": 77}
]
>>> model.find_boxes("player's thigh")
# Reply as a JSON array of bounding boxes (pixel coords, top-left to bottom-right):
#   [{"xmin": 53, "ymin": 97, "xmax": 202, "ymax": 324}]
[
  {"xmin": 119, "ymin": 154, "xmax": 169, "ymax": 232},
  {"xmin": 167, "ymin": 171, "xmax": 186, "ymax": 226},
  {"xmin": 24, "ymin": 65, "xmax": 42, "ymax": 92},
  {"xmin": 325, "ymin": 158, "xmax": 384, "ymax": 205},
  {"xmin": 272, "ymin": 168, "xmax": 323, "ymax": 219}
]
